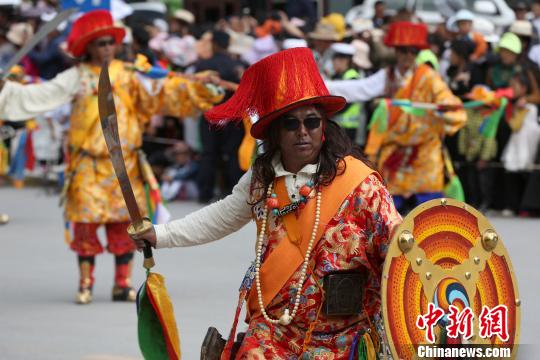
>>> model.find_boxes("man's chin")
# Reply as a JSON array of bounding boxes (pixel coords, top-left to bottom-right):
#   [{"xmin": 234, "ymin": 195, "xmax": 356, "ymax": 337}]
[
  {"xmin": 295, "ymin": 150, "xmax": 318, "ymax": 164},
  {"xmin": 293, "ymin": 143, "xmax": 313, "ymax": 152},
  {"xmin": 100, "ymin": 54, "xmax": 115, "ymax": 63}
]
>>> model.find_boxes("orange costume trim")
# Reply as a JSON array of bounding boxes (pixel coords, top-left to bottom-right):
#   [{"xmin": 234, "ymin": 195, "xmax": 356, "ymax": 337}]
[
  {"xmin": 470, "ymin": 32, "xmax": 488, "ymax": 62},
  {"xmin": 246, "ymin": 156, "xmax": 378, "ymax": 320}
]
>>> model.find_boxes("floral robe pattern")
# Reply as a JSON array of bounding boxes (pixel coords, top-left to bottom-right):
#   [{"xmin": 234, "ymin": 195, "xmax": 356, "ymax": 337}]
[
  {"xmin": 65, "ymin": 60, "xmax": 159, "ymax": 223},
  {"xmin": 378, "ymin": 66, "xmax": 466, "ymax": 196},
  {"xmin": 66, "ymin": 61, "xmax": 221, "ymax": 223},
  {"xmin": 0, "ymin": 59, "xmax": 222, "ymax": 224},
  {"xmin": 236, "ymin": 174, "xmax": 402, "ymax": 359}
]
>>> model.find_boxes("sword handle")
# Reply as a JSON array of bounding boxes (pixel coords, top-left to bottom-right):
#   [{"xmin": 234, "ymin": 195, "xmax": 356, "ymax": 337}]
[
  {"xmin": 127, "ymin": 218, "xmax": 155, "ymax": 269},
  {"xmin": 142, "ymin": 242, "xmax": 155, "ymax": 270}
]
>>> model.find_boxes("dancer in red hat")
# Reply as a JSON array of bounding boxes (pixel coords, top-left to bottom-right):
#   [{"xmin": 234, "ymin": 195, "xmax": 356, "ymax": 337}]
[
  {"xmin": 131, "ymin": 47, "xmax": 402, "ymax": 359},
  {"xmin": 327, "ymin": 22, "xmax": 467, "ymax": 214},
  {"xmin": 0, "ymin": 10, "xmax": 221, "ymax": 304}
]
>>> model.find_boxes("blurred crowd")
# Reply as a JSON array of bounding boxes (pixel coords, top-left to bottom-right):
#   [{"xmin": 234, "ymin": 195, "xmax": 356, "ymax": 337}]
[{"xmin": 1, "ymin": 0, "xmax": 540, "ymax": 217}]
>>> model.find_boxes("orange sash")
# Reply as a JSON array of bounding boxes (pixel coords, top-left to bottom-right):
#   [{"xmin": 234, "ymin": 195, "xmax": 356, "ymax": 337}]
[
  {"xmin": 246, "ymin": 156, "xmax": 377, "ymax": 320},
  {"xmin": 238, "ymin": 116, "xmax": 256, "ymax": 171},
  {"xmin": 388, "ymin": 65, "xmax": 429, "ymax": 126}
]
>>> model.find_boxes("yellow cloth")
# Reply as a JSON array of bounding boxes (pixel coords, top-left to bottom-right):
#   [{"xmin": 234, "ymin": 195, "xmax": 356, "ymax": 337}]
[
  {"xmin": 162, "ymin": 74, "xmax": 224, "ymax": 118},
  {"xmin": 146, "ymin": 272, "xmax": 181, "ymax": 359},
  {"xmin": 66, "ymin": 60, "xmax": 154, "ymax": 223},
  {"xmin": 0, "ymin": 140, "xmax": 8, "ymax": 175},
  {"xmin": 238, "ymin": 117, "xmax": 256, "ymax": 171},
  {"xmin": 508, "ymin": 107, "xmax": 528, "ymax": 133},
  {"xmin": 0, "ymin": 59, "xmax": 223, "ymax": 223},
  {"xmin": 363, "ymin": 332, "xmax": 377, "ymax": 360},
  {"xmin": 377, "ymin": 65, "xmax": 466, "ymax": 195}
]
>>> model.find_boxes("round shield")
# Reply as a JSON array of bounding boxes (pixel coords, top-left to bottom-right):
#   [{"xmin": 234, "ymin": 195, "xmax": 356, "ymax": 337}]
[{"xmin": 382, "ymin": 198, "xmax": 521, "ymax": 359}]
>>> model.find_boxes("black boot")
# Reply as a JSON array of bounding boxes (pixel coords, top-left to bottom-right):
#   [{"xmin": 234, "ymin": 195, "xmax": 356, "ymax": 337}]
[{"xmin": 112, "ymin": 252, "xmax": 136, "ymax": 301}]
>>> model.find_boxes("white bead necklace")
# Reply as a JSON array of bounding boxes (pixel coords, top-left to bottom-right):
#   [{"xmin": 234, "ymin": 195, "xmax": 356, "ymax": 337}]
[{"xmin": 254, "ymin": 182, "xmax": 321, "ymax": 326}]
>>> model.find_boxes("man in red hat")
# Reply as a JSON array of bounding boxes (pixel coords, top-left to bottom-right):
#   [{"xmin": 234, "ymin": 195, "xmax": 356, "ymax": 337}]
[
  {"xmin": 327, "ymin": 21, "xmax": 467, "ymax": 214},
  {"xmin": 0, "ymin": 10, "xmax": 221, "ymax": 304},
  {"xmin": 131, "ymin": 47, "xmax": 402, "ymax": 359}
]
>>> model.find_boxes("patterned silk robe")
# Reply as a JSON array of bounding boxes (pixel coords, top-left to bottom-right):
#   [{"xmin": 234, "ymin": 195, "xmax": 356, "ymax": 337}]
[
  {"xmin": 68, "ymin": 61, "xmax": 224, "ymax": 223},
  {"xmin": 236, "ymin": 173, "xmax": 402, "ymax": 359},
  {"xmin": 65, "ymin": 60, "xmax": 155, "ymax": 223},
  {"xmin": 376, "ymin": 65, "xmax": 466, "ymax": 196},
  {"xmin": 0, "ymin": 59, "xmax": 221, "ymax": 223}
]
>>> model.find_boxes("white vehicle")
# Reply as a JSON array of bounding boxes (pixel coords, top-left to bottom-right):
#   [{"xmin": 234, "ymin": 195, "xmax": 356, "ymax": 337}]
[
  {"xmin": 345, "ymin": 0, "xmax": 515, "ymax": 33},
  {"xmin": 0, "ymin": 0, "xmax": 21, "ymax": 5}
]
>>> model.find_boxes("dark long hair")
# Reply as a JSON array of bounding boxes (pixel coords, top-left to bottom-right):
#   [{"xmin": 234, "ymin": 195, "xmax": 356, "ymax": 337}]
[{"xmin": 250, "ymin": 116, "xmax": 374, "ymax": 202}]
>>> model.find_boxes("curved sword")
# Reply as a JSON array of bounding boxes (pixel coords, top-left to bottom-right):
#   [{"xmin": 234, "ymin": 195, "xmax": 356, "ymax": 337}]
[{"xmin": 98, "ymin": 62, "xmax": 155, "ymax": 269}]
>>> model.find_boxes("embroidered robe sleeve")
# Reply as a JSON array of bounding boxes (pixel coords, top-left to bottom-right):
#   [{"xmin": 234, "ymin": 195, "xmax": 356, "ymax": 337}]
[
  {"xmin": 0, "ymin": 67, "xmax": 79, "ymax": 121},
  {"xmin": 351, "ymin": 174, "xmax": 402, "ymax": 316},
  {"xmin": 130, "ymin": 72, "xmax": 165, "ymax": 127},
  {"xmin": 431, "ymin": 72, "xmax": 467, "ymax": 137},
  {"xmin": 155, "ymin": 169, "xmax": 253, "ymax": 248},
  {"xmin": 386, "ymin": 69, "xmax": 466, "ymax": 147},
  {"xmin": 161, "ymin": 75, "xmax": 224, "ymax": 118},
  {"xmin": 354, "ymin": 174, "xmax": 402, "ymax": 268}
]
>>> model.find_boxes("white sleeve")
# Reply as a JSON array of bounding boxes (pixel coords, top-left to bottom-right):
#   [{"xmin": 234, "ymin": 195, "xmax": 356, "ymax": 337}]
[
  {"xmin": 325, "ymin": 68, "xmax": 386, "ymax": 102},
  {"xmin": 154, "ymin": 169, "xmax": 254, "ymax": 248},
  {"xmin": 0, "ymin": 67, "xmax": 79, "ymax": 121}
]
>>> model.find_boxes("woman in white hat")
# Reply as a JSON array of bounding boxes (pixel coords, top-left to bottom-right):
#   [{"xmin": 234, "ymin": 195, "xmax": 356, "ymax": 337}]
[
  {"xmin": 161, "ymin": 9, "xmax": 197, "ymax": 70},
  {"xmin": 509, "ymin": 20, "xmax": 534, "ymax": 57}
]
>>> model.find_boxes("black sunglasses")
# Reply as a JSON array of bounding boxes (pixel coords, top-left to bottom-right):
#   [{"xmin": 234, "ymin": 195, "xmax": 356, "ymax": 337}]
[
  {"xmin": 281, "ymin": 117, "xmax": 322, "ymax": 131},
  {"xmin": 95, "ymin": 39, "xmax": 116, "ymax": 48}
]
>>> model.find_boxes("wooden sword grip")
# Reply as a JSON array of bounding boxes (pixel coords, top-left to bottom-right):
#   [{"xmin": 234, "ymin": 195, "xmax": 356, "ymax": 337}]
[{"xmin": 127, "ymin": 218, "xmax": 156, "ymax": 269}]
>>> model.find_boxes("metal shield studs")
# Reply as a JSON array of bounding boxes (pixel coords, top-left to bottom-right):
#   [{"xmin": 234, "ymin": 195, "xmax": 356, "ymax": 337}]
[
  {"xmin": 482, "ymin": 229, "xmax": 499, "ymax": 251},
  {"xmin": 398, "ymin": 230, "xmax": 415, "ymax": 253}
]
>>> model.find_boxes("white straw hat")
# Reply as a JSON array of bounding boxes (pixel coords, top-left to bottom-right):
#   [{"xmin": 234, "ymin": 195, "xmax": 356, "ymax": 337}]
[
  {"xmin": 352, "ymin": 40, "xmax": 372, "ymax": 69},
  {"xmin": 173, "ymin": 9, "xmax": 195, "ymax": 25},
  {"xmin": 331, "ymin": 42, "xmax": 355, "ymax": 56}
]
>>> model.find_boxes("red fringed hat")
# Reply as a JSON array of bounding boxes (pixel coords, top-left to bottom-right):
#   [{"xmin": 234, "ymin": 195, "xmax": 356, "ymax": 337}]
[
  {"xmin": 204, "ymin": 48, "xmax": 346, "ymax": 139},
  {"xmin": 67, "ymin": 10, "xmax": 125, "ymax": 58},
  {"xmin": 384, "ymin": 21, "xmax": 429, "ymax": 49}
]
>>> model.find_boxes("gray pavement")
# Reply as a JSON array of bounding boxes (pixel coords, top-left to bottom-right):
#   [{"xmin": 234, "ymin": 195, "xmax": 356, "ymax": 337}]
[{"xmin": 0, "ymin": 187, "xmax": 539, "ymax": 359}]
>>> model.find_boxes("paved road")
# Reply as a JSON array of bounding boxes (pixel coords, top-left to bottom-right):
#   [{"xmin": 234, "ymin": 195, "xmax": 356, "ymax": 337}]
[{"xmin": 1, "ymin": 187, "xmax": 539, "ymax": 359}]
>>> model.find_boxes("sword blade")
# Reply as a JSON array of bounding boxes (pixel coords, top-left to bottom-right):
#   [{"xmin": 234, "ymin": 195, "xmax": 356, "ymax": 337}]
[
  {"xmin": 1, "ymin": 8, "xmax": 76, "ymax": 79},
  {"xmin": 98, "ymin": 63, "xmax": 143, "ymax": 224}
]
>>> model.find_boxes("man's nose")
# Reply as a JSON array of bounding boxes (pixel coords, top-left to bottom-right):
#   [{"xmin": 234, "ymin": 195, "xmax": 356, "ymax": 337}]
[{"xmin": 296, "ymin": 122, "xmax": 309, "ymax": 136}]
